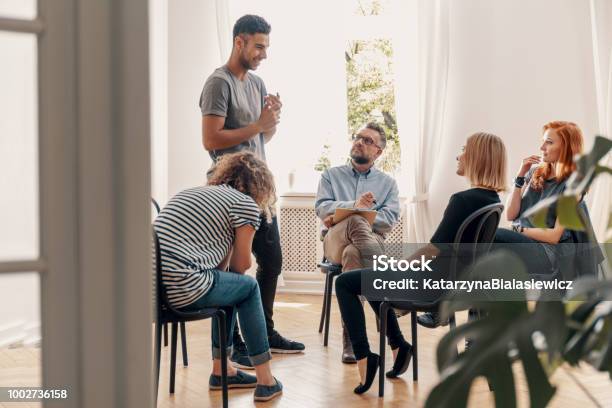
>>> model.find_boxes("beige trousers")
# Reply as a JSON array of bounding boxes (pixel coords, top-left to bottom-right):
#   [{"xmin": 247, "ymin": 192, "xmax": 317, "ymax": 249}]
[{"xmin": 323, "ymin": 215, "xmax": 385, "ymax": 272}]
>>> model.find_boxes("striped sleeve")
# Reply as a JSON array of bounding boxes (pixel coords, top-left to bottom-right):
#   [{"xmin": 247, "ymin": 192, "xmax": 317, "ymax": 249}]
[{"xmin": 229, "ymin": 195, "xmax": 261, "ymax": 230}]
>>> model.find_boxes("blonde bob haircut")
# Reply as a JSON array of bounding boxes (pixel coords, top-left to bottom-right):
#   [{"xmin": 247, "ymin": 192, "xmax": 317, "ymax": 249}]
[
  {"xmin": 463, "ymin": 132, "xmax": 507, "ymax": 192},
  {"xmin": 208, "ymin": 152, "xmax": 277, "ymax": 222}
]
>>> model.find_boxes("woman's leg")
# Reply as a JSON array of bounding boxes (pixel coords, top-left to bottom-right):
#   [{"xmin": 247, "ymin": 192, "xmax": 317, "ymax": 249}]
[
  {"xmin": 366, "ymin": 300, "xmax": 408, "ymax": 351},
  {"xmin": 185, "ymin": 270, "xmax": 274, "ymax": 385},
  {"xmin": 494, "ymin": 228, "xmax": 553, "ymax": 275},
  {"xmin": 335, "ymin": 270, "xmax": 372, "ymax": 361}
]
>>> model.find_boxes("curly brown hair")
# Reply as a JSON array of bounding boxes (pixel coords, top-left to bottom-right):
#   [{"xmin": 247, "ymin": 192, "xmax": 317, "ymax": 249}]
[{"xmin": 207, "ymin": 152, "xmax": 277, "ymax": 221}]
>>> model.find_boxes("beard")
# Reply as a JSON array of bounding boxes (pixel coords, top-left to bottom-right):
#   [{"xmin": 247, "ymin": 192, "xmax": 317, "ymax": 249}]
[{"xmin": 351, "ymin": 152, "xmax": 370, "ymax": 165}]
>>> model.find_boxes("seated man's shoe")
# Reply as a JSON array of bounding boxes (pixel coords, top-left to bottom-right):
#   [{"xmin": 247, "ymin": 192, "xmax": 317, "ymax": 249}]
[
  {"xmin": 342, "ymin": 325, "xmax": 356, "ymax": 364},
  {"xmin": 230, "ymin": 341, "xmax": 254, "ymax": 370},
  {"xmin": 416, "ymin": 312, "xmax": 449, "ymax": 329},
  {"xmin": 254, "ymin": 378, "xmax": 283, "ymax": 402},
  {"xmin": 268, "ymin": 331, "xmax": 305, "ymax": 354},
  {"xmin": 209, "ymin": 370, "xmax": 257, "ymax": 390}
]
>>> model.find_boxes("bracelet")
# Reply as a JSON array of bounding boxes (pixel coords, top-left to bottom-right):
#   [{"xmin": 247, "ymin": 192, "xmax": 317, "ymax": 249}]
[{"xmin": 514, "ymin": 176, "xmax": 526, "ymax": 188}]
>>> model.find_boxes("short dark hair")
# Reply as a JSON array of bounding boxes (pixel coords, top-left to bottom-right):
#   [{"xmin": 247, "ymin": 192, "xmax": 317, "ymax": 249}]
[
  {"xmin": 233, "ymin": 15, "xmax": 271, "ymax": 39},
  {"xmin": 365, "ymin": 122, "xmax": 386, "ymax": 149}
]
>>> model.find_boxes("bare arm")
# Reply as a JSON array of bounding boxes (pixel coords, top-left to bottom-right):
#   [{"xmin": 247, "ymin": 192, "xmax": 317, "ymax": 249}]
[
  {"xmin": 507, "ymin": 155, "xmax": 541, "ymax": 221},
  {"xmin": 521, "ymin": 218, "xmax": 565, "ymax": 244},
  {"xmin": 262, "ymin": 127, "xmax": 277, "ymax": 143},
  {"xmin": 202, "ymin": 115, "xmax": 263, "ymax": 151},
  {"xmin": 261, "ymin": 94, "xmax": 281, "ymax": 143},
  {"xmin": 506, "ymin": 184, "xmax": 526, "ymax": 221},
  {"xmin": 229, "ymin": 224, "xmax": 257, "ymax": 273}
]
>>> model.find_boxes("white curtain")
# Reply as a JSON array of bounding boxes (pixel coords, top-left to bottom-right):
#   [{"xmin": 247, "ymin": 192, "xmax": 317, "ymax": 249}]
[
  {"xmin": 588, "ymin": 0, "xmax": 612, "ymax": 241},
  {"xmin": 395, "ymin": 0, "xmax": 450, "ymax": 242},
  {"xmin": 215, "ymin": 0, "xmax": 232, "ymax": 62}
]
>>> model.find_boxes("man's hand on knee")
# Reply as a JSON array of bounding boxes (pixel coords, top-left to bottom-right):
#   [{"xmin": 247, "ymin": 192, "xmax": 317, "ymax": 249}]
[{"xmin": 323, "ymin": 215, "xmax": 335, "ymax": 228}]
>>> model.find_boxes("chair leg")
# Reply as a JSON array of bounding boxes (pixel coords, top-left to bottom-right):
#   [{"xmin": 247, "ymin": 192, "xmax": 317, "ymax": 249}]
[
  {"xmin": 449, "ymin": 313, "xmax": 459, "ymax": 357},
  {"xmin": 163, "ymin": 322, "xmax": 168, "ymax": 347},
  {"xmin": 180, "ymin": 321, "xmax": 188, "ymax": 367},
  {"xmin": 154, "ymin": 321, "xmax": 162, "ymax": 404},
  {"xmin": 319, "ymin": 270, "xmax": 329, "ymax": 333},
  {"xmin": 323, "ymin": 273, "xmax": 334, "ymax": 347},
  {"xmin": 378, "ymin": 302, "xmax": 389, "ymax": 397},
  {"xmin": 217, "ymin": 310, "xmax": 229, "ymax": 408},
  {"xmin": 169, "ymin": 322, "xmax": 178, "ymax": 394},
  {"xmin": 411, "ymin": 310, "xmax": 418, "ymax": 382}
]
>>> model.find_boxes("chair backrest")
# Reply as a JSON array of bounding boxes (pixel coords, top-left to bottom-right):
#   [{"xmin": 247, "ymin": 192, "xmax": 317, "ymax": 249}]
[
  {"xmin": 450, "ymin": 203, "xmax": 504, "ymax": 279},
  {"xmin": 152, "ymin": 229, "xmax": 165, "ymax": 321},
  {"xmin": 152, "ymin": 198, "xmax": 161, "ymax": 215}
]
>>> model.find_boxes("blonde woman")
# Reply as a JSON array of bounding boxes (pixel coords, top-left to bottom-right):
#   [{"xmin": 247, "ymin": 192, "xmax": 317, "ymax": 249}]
[
  {"xmin": 335, "ymin": 132, "xmax": 507, "ymax": 394},
  {"xmin": 154, "ymin": 152, "xmax": 282, "ymax": 402}
]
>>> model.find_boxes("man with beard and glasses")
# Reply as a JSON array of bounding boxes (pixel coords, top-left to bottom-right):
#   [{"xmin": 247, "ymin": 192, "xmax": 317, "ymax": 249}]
[
  {"xmin": 315, "ymin": 122, "xmax": 400, "ymax": 363},
  {"xmin": 199, "ymin": 14, "xmax": 305, "ymax": 371}
]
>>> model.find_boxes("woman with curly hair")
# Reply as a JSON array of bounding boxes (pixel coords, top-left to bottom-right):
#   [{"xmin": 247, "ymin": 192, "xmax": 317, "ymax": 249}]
[
  {"xmin": 494, "ymin": 121, "xmax": 584, "ymax": 275},
  {"xmin": 153, "ymin": 152, "xmax": 282, "ymax": 402}
]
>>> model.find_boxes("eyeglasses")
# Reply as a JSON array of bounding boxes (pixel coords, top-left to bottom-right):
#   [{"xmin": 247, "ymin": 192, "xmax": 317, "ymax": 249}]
[{"xmin": 351, "ymin": 134, "xmax": 381, "ymax": 148}]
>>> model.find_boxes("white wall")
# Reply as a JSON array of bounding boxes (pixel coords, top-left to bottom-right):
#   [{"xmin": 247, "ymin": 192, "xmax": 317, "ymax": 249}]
[
  {"xmin": 166, "ymin": 0, "xmax": 219, "ymax": 200},
  {"xmin": 428, "ymin": 0, "xmax": 599, "ymax": 228}
]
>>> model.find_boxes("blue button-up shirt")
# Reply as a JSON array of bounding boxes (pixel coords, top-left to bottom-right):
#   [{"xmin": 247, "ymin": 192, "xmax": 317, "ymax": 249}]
[{"xmin": 315, "ymin": 164, "xmax": 400, "ymax": 235}]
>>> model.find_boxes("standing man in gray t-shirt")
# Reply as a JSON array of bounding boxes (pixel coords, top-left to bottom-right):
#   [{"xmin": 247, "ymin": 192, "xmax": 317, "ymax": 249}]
[{"xmin": 199, "ymin": 15, "xmax": 305, "ymax": 368}]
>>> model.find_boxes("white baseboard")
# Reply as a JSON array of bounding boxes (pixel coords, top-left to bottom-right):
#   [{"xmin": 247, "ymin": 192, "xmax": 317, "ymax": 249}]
[
  {"xmin": 0, "ymin": 321, "xmax": 41, "ymax": 348},
  {"xmin": 278, "ymin": 271, "xmax": 328, "ymax": 295}
]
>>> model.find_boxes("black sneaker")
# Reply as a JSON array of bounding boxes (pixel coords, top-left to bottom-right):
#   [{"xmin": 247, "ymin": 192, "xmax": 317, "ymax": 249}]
[
  {"xmin": 268, "ymin": 331, "xmax": 305, "ymax": 354},
  {"xmin": 230, "ymin": 341, "xmax": 254, "ymax": 370},
  {"xmin": 416, "ymin": 312, "xmax": 449, "ymax": 328}
]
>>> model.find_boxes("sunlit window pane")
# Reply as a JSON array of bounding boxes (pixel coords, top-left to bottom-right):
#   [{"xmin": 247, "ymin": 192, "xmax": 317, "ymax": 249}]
[
  {"xmin": 0, "ymin": 31, "xmax": 39, "ymax": 261},
  {"xmin": 0, "ymin": 0, "xmax": 36, "ymax": 20}
]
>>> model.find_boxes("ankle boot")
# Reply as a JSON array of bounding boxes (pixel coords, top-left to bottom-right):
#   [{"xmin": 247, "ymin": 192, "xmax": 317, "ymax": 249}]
[{"xmin": 342, "ymin": 322, "xmax": 356, "ymax": 364}]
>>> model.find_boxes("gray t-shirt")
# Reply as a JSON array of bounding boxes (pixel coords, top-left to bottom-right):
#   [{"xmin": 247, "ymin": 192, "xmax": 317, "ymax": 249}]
[
  {"xmin": 515, "ymin": 167, "xmax": 573, "ymax": 266},
  {"xmin": 199, "ymin": 65, "xmax": 267, "ymax": 166}
]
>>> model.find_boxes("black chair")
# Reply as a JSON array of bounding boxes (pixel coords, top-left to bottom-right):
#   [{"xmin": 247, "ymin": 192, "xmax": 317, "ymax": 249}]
[
  {"xmin": 378, "ymin": 203, "xmax": 504, "ymax": 396},
  {"xmin": 153, "ymin": 229, "xmax": 230, "ymax": 408},
  {"xmin": 317, "ymin": 258, "xmax": 343, "ymax": 346}
]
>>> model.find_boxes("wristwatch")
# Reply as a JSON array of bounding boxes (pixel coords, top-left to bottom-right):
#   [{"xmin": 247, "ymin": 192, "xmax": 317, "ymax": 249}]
[
  {"xmin": 514, "ymin": 176, "xmax": 526, "ymax": 188},
  {"xmin": 512, "ymin": 224, "xmax": 525, "ymax": 233}
]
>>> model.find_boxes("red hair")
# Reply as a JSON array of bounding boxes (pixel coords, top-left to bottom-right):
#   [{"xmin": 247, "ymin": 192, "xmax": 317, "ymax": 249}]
[{"xmin": 530, "ymin": 121, "xmax": 584, "ymax": 191}]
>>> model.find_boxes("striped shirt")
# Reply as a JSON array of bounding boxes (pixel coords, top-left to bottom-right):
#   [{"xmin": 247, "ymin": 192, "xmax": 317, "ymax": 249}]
[{"xmin": 153, "ymin": 185, "xmax": 261, "ymax": 308}]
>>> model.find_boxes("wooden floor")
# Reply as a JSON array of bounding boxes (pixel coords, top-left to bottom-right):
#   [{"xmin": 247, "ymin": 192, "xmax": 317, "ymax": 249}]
[{"xmin": 1, "ymin": 293, "xmax": 611, "ymax": 407}]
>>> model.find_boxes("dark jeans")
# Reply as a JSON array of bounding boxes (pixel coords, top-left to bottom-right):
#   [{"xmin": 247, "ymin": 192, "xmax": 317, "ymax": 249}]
[
  {"xmin": 234, "ymin": 215, "xmax": 282, "ymax": 343},
  {"xmin": 335, "ymin": 269, "xmax": 408, "ymax": 360},
  {"xmin": 493, "ymin": 228, "xmax": 553, "ymax": 275}
]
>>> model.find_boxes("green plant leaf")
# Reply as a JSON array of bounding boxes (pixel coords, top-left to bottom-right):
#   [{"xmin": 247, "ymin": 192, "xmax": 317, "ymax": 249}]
[
  {"xmin": 516, "ymin": 331, "xmax": 556, "ymax": 407},
  {"xmin": 575, "ymin": 135, "xmax": 612, "ymax": 175},
  {"xmin": 557, "ymin": 195, "xmax": 585, "ymax": 230},
  {"xmin": 523, "ymin": 195, "xmax": 559, "ymax": 228}
]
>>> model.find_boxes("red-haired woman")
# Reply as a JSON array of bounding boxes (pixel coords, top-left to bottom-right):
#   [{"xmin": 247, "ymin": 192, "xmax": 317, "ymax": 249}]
[{"xmin": 494, "ymin": 121, "xmax": 584, "ymax": 275}]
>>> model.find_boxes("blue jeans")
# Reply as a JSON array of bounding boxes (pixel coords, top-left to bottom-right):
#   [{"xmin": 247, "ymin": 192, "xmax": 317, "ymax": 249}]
[{"xmin": 181, "ymin": 270, "xmax": 272, "ymax": 366}]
